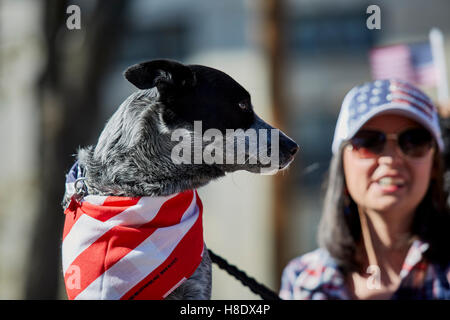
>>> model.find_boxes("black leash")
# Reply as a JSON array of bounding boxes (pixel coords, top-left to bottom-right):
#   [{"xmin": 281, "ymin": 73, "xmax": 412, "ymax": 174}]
[{"xmin": 208, "ymin": 249, "xmax": 281, "ymax": 300}]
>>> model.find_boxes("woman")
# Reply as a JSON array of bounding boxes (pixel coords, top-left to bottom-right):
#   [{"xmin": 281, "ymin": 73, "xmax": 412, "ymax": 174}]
[{"xmin": 280, "ymin": 79, "xmax": 450, "ymax": 299}]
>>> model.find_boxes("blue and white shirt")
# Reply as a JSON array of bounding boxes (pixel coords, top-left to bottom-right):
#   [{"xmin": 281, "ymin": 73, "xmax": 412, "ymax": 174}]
[{"xmin": 280, "ymin": 240, "xmax": 450, "ymax": 300}]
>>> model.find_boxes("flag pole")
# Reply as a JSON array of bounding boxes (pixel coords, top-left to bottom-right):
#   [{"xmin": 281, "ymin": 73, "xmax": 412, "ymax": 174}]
[{"xmin": 429, "ymin": 28, "xmax": 449, "ymax": 104}]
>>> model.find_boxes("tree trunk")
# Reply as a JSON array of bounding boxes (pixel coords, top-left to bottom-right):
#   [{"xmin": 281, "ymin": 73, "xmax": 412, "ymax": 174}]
[{"xmin": 25, "ymin": 0, "xmax": 128, "ymax": 299}]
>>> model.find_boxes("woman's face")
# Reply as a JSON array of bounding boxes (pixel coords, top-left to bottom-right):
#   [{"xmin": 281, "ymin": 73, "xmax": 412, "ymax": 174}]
[{"xmin": 343, "ymin": 114, "xmax": 435, "ymax": 217}]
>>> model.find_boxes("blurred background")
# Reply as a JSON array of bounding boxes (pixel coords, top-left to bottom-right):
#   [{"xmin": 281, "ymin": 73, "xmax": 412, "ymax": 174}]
[{"xmin": 1, "ymin": 0, "xmax": 449, "ymax": 299}]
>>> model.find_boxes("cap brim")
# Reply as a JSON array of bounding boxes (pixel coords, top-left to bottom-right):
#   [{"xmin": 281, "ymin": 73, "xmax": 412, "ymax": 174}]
[{"xmin": 346, "ymin": 103, "xmax": 444, "ymax": 151}]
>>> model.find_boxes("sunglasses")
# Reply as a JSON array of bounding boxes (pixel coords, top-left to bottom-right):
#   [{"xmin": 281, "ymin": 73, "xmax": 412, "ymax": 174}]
[{"xmin": 348, "ymin": 128, "xmax": 434, "ymax": 159}]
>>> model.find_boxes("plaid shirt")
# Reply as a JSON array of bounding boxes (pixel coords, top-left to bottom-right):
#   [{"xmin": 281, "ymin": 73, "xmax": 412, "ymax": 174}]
[{"xmin": 280, "ymin": 240, "xmax": 450, "ymax": 300}]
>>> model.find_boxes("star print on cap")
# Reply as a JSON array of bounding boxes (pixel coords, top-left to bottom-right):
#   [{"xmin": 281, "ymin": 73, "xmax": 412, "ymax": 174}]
[{"xmin": 332, "ymin": 79, "xmax": 443, "ymax": 154}]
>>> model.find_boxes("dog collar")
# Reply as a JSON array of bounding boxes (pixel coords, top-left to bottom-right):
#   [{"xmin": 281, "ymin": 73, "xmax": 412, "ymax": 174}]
[{"xmin": 62, "ymin": 162, "xmax": 204, "ymax": 300}]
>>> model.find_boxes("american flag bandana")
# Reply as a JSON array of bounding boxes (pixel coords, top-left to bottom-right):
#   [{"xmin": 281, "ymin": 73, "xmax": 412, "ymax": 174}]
[
  {"xmin": 62, "ymin": 162, "xmax": 204, "ymax": 300},
  {"xmin": 332, "ymin": 79, "xmax": 444, "ymax": 154}
]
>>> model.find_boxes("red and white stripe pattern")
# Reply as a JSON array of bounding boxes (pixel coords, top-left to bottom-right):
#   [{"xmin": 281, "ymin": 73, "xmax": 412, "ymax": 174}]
[
  {"xmin": 332, "ymin": 79, "xmax": 443, "ymax": 154},
  {"xmin": 415, "ymin": 62, "xmax": 436, "ymax": 87},
  {"xmin": 369, "ymin": 42, "xmax": 437, "ymax": 88},
  {"xmin": 62, "ymin": 189, "xmax": 204, "ymax": 300},
  {"xmin": 389, "ymin": 79, "xmax": 436, "ymax": 119},
  {"xmin": 369, "ymin": 45, "xmax": 416, "ymax": 82}
]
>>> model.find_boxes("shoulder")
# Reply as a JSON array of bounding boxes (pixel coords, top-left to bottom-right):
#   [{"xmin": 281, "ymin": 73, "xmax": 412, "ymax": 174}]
[
  {"xmin": 429, "ymin": 261, "xmax": 450, "ymax": 299},
  {"xmin": 280, "ymin": 248, "xmax": 348, "ymax": 300},
  {"xmin": 281, "ymin": 248, "xmax": 332, "ymax": 278}
]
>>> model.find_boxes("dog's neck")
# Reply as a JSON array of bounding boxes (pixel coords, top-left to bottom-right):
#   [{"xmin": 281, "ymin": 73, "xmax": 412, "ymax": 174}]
[{"xmin": 76, "ymin": 147, "xmax": 223, "ymax": 197}]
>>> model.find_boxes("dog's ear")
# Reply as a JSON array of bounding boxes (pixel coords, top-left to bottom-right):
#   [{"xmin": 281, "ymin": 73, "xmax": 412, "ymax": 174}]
[{"xmin": 124, "ymin": 59, "xmax": 196, "ymax": 93}]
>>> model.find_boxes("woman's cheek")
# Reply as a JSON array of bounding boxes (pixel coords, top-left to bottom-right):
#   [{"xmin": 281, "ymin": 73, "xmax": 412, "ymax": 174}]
[{"xmin": 343, "ymin": 151, "xmax": 373, "ymax": 206}]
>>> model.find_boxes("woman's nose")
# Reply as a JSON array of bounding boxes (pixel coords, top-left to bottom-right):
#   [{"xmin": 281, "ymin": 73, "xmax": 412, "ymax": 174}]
[{"xmin": 377, "ymin": 139, "xmax": 404, "ymax": 164}]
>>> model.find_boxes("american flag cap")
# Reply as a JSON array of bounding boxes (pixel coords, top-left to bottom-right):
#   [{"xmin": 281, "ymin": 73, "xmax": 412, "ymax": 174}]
[{"xmin": 332, "ymin": 79, "xmax": 443, "ymax": 154}]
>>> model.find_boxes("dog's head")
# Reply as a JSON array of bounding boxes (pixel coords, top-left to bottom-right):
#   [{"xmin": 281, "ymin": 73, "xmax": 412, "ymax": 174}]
[
  {"xmin": 124, "ymin": 59, "xmax": 255, "ymax": 132},
  {"xmin": 80, "ymin": 59, "xmax": 298, "ymax": 196}
]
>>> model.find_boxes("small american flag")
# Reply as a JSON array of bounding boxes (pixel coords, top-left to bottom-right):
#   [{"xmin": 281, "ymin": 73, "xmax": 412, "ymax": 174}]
[
  {"xmin": 369, "ymin": 42, "xmax": 436, "ymax": 87},
  {"xmin": 62, "ymin": 165, "xmax": 204, "ymax": 300}
]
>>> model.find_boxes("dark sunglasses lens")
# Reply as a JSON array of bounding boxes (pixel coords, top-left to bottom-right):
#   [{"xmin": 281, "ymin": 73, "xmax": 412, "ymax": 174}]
[
  {"xmin": 351, "ymin": 130, "xmax": 385, "ymax": 158},
  {"xmin": 399, "ymin": 128, "xmax": 433, "ymax": 157}
]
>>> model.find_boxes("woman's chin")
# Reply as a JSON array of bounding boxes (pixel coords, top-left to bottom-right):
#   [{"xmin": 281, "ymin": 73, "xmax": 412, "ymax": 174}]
[{"xmin": 367, "ymin": 197, "xmax": 416, "ymax": 216}]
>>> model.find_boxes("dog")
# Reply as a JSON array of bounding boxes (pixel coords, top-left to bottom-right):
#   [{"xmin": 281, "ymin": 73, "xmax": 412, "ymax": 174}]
[{"xmin": 61, "ymin": 59, "xmax": 298, "ymax": 300}]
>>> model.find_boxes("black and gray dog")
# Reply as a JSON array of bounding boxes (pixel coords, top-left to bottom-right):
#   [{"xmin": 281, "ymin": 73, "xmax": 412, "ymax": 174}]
[{"xmin": 63, "ymin": 59, "xmax": 298, "ymax": 299}]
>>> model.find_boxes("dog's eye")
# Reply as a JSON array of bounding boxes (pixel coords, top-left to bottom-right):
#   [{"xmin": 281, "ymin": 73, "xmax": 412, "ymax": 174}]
[{"xmin": 238, "ymin": 102, "xmax": 249, "ymax": 111}]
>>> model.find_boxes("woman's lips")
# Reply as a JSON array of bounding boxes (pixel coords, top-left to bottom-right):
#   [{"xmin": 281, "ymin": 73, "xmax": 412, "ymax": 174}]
[
  {"xmin": 374, "ymin": 176, "xmax": 406, "ymax": 193},
  {"xmin": 378, "ymin": 176, "xmax": 405, "ymax": 186}
]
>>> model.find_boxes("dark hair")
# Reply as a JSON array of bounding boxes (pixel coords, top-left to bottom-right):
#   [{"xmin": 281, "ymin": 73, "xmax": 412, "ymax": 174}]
[{"xmin": 317, "ymin": 142, "xmax": 450, "ymax": 274}]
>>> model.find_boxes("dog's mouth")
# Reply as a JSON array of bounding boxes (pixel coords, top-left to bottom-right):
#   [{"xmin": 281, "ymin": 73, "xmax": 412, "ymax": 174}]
[
  {"xmin": 237, "ymin": 149, "xmax": 297, "ymax": 175},
  {"xmin": 279, "ymin": 154, "xmax": 296, "ymax": 170},
  {"xmin": 278, "ymin": 143, "xmax": 299, "ymax": 168}
]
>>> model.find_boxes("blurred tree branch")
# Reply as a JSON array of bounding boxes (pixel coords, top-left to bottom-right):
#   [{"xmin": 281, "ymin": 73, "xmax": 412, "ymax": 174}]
[
  {"xmin": 25, "ymin": 0, "xmax": 128, "ymax": 299},
  {"xmin": 260, "ymin": 0, "xmax": 290, "ymax": 291}
]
